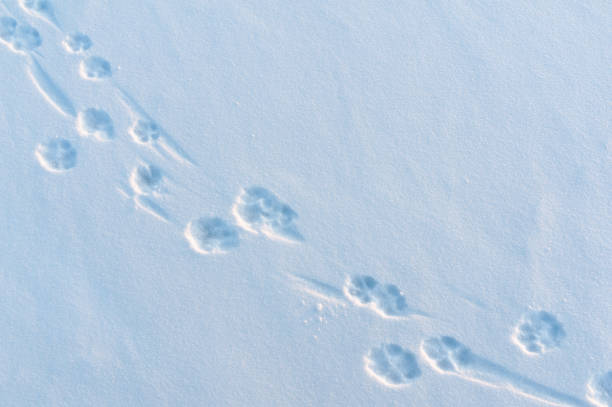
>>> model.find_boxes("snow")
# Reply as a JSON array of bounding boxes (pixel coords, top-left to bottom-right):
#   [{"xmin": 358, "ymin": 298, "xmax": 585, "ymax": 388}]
[{"xmin": 0, "ymin": 0, "xmax": 610, "ymax": 405}]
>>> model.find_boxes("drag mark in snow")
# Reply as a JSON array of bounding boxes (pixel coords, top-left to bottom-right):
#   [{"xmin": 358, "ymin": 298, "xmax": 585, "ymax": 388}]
[
  {"xmin": 365, "ymin": 343, "xmax": 421, "ymax": 388},
  {"xmin": 133, "ymin": 195, "xmax": 169, "ymax": 223},
  {"xmin": 421, "ymin": 336, "xmax": 590, "ymax": 407},
  {"xmin": 289, "ymin": 274, "xmax": 347, "ymax": 305},
  {"xmin": 512, "ymin": 311, "xmax": 566, "ymax": 356},
  {"xmin": 26, "ymin": 56, "xmax": 76, "ymax": 118},
  {"xmin": 35, "ymin": 138, "xmax": 76, "ymax": 172},
  {"xmin": 232, "ymin": 187, "xmax": 303, "ymax": 243}
]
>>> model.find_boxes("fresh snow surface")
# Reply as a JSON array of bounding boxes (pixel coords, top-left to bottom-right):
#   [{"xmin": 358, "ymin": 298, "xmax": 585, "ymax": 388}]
[{"xmin": 0, "ymin": 0, "xmax": 610, "ymax": 405}]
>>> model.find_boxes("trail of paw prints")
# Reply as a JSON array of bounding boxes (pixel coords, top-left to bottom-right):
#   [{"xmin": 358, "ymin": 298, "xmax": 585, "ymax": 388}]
[
  {"xmin": 1, "ymin": 12, "xmax": 83, "ymax": 121},
  {"xmin": 60, "ymin": 32, "xmax": 192, "ymax": 166},
  {"xmin": 39, "ymin": 9, "xmax": 191, "ymax": 166},
  {"xmin": 14, "ymin": 0, "xmax": 88, "ymax": 53},
  {"xmin": 118, "ymin": 162, "xmax": 170, "ymax": 223},
  {"xmin": 18, "ymin": 0, "xmax": 193, "ymax": 168},
  {"xmin": 365, "ymin": 344, "xmax": 421, "ymax": 388},
  {"xmin": 1, "ymin": 12, "xmax": 90, "ymax": 179},
  {"xmin": 587, "ymin": 371, "xmax": 612, "ymax": 407},
  {"xmin": 6, "ymin": 1, "xmax": 286, "ymax": 257},
  {"xmin": 35, "ymin": 138, "xmax": 76, "ymax": 173},
  {"xmin": 28, "ymin": 55, "xmax": 115, "ymax": 147},
  {"xmin": 15, "ymin": 0, "xmax": 95, "ymax": 61},
  {"xmin": 18, "ymin": 0, "xmax": 111, "ymax": 81},
  {"xmin": 512, "ymin": 310, "xmax": 565, "ymax": 356},
  {"xmin": 7, "ymin": 1, "xmax": 113, "ymax": 108},
  {"xmin": 290, "ymin": 274, "xmax": 430, "ymax": 319},
  {"xmin": 232, "ymin": 186, "xmax": 303, "ymax": 243},
  {"xmin": 28, "ymin": 1, "xmax": 106, "ymax": 79},
  {"xmin": 26, "ymin": 55, "xmax": 115, "ymax": 149},
  {"xmin": 421, "ymin": 335, "xmax": 591, "ymax": 407},
  {"xmin": 27, "ymin": 62, "xmax": 116, "ymax": 146},
  {"xmin": 8, "ymin": 3, "xmax": 224, "ymax": 258},
  {"xmin": 27, "ymin": 49, "xmax": 115, "ymax": 147},
  {"xmin": 119, "ymin": 169, "xmax": 242, "ymax": 254}
]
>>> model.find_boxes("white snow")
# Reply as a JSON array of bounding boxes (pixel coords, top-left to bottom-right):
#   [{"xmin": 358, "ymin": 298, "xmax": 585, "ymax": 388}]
[{"xmin": 0, "ymin": 0, "xmax": 610, "ymax": 405}]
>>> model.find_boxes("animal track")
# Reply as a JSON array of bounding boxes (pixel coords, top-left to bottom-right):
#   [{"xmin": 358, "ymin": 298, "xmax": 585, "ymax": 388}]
[
  {"xmin": 12, "ymin": 24, "xmax": 41, "ymax": 51},
  {"xmin": 343, "ymin": 275, "xmax": 415, "ymax": 318},
  {"xmin": 63, "ymin": 32, "xmax": 91, "ymax": 54},
  {"xmin": 118, "ymin": 164, "xmax": 168, "ymax": 222},
  {"xmin": 79, "ymin": 56, "xmax": 111, "ymax": 80},
  {"xmin": 421, "ymin": 336, "xmax": 473, "ymax": 374},
  {"xmin": 232, "ymin": 187, "xmax": 303, "ymax": 242},
  {"xmin": 35, "ymin": 138, "xmax": 76, "ymax": 172},
  {"xmin": 129, "ymin": 163, "xmax": 163, "ymax": 196},
  {"xmin": 184, "ymin": 217, "xmax": 239, "ymax": 255},
  {"xmin": 0, "ymin": 18, "xmax": 41, "ymax": 53},
  {"xmin": 115, "ymin": 86, "xmax": 194, "ymax": 164},
  {"xmin": 127, "ymin": 116, "xmax": 192, "ymax": 163},
  {"xmin": 290, "ymin": 274, "xmax": 430, "ymax": 319},
  {"xmin": 365, "ymin": 344, "xmax": 421, "ymax": 387},
  {"xmin": 421, "ymin": 336, "xmax": 590, "ymax": 407},
  {"xmin": 587, "ymin": 371, "xmax": 612, "ymax": 407},
  {"xmin": 19, "ymin": 0, "xmax": 58, "ymax": 28},
  {"xmin": 76, "ymin": 108, "xmax": 114, "ymax": 141},
  {"xmin": 130, "ymin": 119, "xmax": 161, "ymax": 145},
  {"xmin": 512, "ymin": 311, "xmax": 565, "ymax": 355}
]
